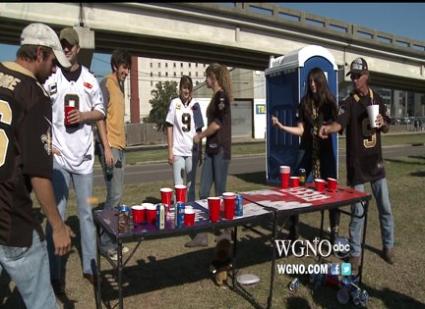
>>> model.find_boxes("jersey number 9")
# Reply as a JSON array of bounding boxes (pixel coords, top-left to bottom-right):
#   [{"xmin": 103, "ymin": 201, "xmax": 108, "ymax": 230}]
[{"xmin": 182, "ymin": 113, "xmax": 191, "ymax": 132}]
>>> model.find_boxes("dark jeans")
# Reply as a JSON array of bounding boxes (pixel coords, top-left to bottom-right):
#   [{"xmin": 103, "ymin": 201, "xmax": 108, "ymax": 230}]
[{"xmin": 288, "ymin": 148, "xmax": 340, "ymax": 238}]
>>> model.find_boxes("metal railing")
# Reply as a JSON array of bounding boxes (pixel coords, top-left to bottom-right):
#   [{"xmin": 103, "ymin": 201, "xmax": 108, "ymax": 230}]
[{"xmin": 178, "ymin": 3, "xmax": 425, "ymax": 57}]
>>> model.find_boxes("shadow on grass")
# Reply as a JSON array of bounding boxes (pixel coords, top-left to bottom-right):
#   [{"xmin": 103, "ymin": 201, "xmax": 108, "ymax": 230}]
[
  {"xmin": 233, "ymin": 171, "xmax": 268, "ymax": 186},
  {"xmin": 410, "ymin": 171, "xmax": 425, "ymax": 177},
  {"xmin": 408, "ymin": 155, "xmax": 425, "ymax": 161},
  {"xmin": 384, "ymin": 158, "xmax": 425, "ymax": 166}
]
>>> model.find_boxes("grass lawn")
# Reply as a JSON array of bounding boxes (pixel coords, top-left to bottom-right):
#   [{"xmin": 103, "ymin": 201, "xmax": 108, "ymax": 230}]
[
  {"xmin": 122, "ymin": 133, "xmax": 424, "ymax": 165},
  {"xmin": 2, "ymin": 154, "xmax": 424, "ymax": 308}
]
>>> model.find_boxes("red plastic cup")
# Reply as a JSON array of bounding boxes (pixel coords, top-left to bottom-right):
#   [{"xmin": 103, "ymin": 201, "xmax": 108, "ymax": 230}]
[
  {"xmin": 315, "ymin": 178, "xmax": 326, "ymax": 192},
  {"xmin": 160, "ymin": 188, "xmax": 173, "ymax": 206},
  {"xmin": 184, "ymin": 208, "xmax": 195, "ymax": 227},
  {"xmin": 175, "ymin": 185, "xmax": 187, "ymax": 203},
  {"xmin": 223, "ymin": 192, "xmax": 236, "ymax": 220},
  {"xmin": 131, "ymin": 205, "xmax": 145, "ymax": 225},
  {"xmin": 327, "ymin": 178, "xmax": 338, "ymax": 192},
  {"xmin": 280, "ymin": 165, "xmax": 290, "ymax": 189},
  {"xmin": 144, "ymin": 203, "xmax": 156, "ymax": 224},
  {"xmin": 64, "ymin": 105, "xmax": 76, "ymax": 126},
  {"xmin": 290, "ymin": 176, "xmax": 300, "ymax": 188},
  {"xmin": 208, "ymin": 197, "xmax": 221, "ymax": 223}
]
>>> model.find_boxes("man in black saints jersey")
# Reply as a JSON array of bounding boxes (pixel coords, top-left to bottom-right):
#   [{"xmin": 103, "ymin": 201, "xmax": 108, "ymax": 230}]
[
  {"xmin": 0, "ymin": 23, "xmax": 73, "ymax": 308},
  {"xmin": 319, "ymin": 58, "xmax": 395, "ymax": 272}
]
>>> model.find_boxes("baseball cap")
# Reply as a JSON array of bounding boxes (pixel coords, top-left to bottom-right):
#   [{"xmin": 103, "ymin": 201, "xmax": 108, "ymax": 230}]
[
  {"xmin": 346, "ymin": 57, "xmax": 368, "ymax": 76},
  {"xmin": 60, "ymin": 27, "xmax": 79, "ymax": 46},
  {"xmin": 20, "ymin": 23, "xmax": 71, "ymax": 69}
]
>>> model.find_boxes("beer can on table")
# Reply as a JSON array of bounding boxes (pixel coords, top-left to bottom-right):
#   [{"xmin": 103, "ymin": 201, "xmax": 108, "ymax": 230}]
[
  {"xmin": 299, "ymin": 168, "xmax": 306, "ymax": 185},
  {"xmin": 156, "ymin": 204, "xmax": 165, "ymax": 230},
  {"xmin": 235, "ymin": 194, "xmax": 243, "ymax": 217},
  {"xmin": 118, "ymin": 204, "xmax": 130, "ymax": 233},
  {"xmin": 176, "ymin": 202, "xmax": 185, "ymax": 227}
]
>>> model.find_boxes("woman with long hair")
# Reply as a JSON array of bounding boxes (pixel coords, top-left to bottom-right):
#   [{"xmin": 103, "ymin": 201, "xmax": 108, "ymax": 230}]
[
  {"xmin": 185, "ymin": 63, "xmax": 232, "ymax": 248},
  {"xmin": 272, "ymin": 67, "xmax": 340, "ymax": 244}
]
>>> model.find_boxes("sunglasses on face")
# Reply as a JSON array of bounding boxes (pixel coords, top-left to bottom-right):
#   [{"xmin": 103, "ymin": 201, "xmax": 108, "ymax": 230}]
[
  {"xmin": 350, "ymin": 73, "xmax": 362, "ymax": 81},
  {"xmin": 60, "ymin": 40, "xmax": 75, "ymax": 50}
]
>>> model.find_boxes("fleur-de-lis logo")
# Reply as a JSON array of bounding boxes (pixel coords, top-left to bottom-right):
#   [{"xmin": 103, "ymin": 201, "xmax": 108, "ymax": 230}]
[{"xmin": 41, "ymin": 129, "xmax": 52, "ymax": 156}]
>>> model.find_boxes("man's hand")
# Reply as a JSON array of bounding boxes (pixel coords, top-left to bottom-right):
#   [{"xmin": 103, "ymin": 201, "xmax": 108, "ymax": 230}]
[
  {"xmin": 67, "ymin": 109, "xmax": 86, "ymax": 125},
  {"xmin": 319, "ymin": 125, "xmax": 331, "ymax": 139},
  {"xmin": 52, "ymin": 147, "xmax": 61, "ymax": 156},
  {"xmin": 193, "ymin": 133, "xmax": 202, "ymax": 144},
  {"xmin": 168, "ymin": 153, "xmax": 174, "ymax": 166},
  {"xmin": 271, "ymin": 115, "xmax": 280, "ymax": 127},
  {"xmin": 375, "ymin": 114, "xmax": 385, "ymax": 128},
  {"xmin": 104, "ymin": 146, "xmax": 115, "ymax": 168},
  {"xmin": 52, "ymin": 223, "xmax": 74, "ymax": 256}
]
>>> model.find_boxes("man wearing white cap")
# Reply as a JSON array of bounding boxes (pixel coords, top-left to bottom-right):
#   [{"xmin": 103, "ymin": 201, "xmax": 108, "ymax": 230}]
[
  {"xmin": 0, "ymin": 23, "xmax": 73, "ymax": 309},
  {"xmin": 44, "ymin": 27, "xmax": 105, "ymax": 292}
]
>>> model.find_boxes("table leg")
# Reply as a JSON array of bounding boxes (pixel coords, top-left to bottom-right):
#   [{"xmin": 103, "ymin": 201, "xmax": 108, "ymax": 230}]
[
  {"xmin": 95, "ymin": 222, "xmax": 102, "ymax": 309},
  {"xmin": 317, "ymin": 210, "xmax": 325, "ymax": 263},
  {"xmin": 267, "ymin": 211, "xmax": 278, "ymax": 309},
  {"xmin": 358, "ymin": 201, "xmax": 369, "ymax": 285},
  {"xmin": 118, "ymin": 240, "xmax": 123, "ymax": 309},
  {"xmin": 232, "ymin": 226, "xmax": 238, "ymax": 288}
]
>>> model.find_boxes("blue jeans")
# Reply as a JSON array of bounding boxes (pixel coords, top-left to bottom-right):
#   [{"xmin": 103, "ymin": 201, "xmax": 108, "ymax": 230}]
[
  {"xmin": 350, "ymin": 177, "xmax": 395, "ymax": 257},
  {"xmin": 98, "ymin": 146, "xmax": 125, "ymax": 252},
  {"xmin": 0, "ymin": 231, "xmax": 58, "ymax": 309},
  {"xmin": 200, "ymin": 150, "xmax": 230, "ymax": 199},
  {"xmin": 198, "ymin": 150, "xmax": 231, "ymax": 242},
  {"xmin": 46, "ymin": 160, "xmax": 97, "ymax": 279},
  {"xmin": 173, "ymin": 151, "xmax": 199, "ymax": 202}
]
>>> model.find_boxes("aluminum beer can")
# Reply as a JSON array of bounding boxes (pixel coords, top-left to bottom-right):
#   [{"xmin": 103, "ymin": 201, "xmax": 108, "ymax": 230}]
[
  {"xmin": 176, "ymin": 202, "xmax": 185, "ymax": 227},
  {"xmin": 235, "ymin": 194, "xmax": 243, "ymax": 217},
  {"xmin": 156, "ymin": 204, "xmax": 165, "ymax": 230},
  {"xmin": 299, "ymin": 168, "xmax": 306, "ymax": 185},
  {"xmin": 118, "ymin": 204, "xmax": 130, "ymax": 233}
]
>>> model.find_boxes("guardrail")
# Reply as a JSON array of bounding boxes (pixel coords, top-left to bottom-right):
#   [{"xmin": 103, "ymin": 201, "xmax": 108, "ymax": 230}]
[{"xmin": 178, "ymin": 3, "xmax": 425, "ymax": 57}]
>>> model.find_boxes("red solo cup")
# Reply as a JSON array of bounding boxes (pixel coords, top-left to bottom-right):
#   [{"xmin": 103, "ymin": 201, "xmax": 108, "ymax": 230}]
[
  {"xmin": 175, "ymin": 185, "xmax": 187, "ymax": 203},
  {"xmin": 160, "ymin": 187, "xmax": 173, "ymax": 206},
  {"xmin": 64, "ymin": 105, "xmax": 76, "ymax": 126},
  {"xmin": 280, "ymin": 165, "xmax": 290, "ymax": 189},
  {"xmin": 208, "ymin": 197, "xmax": 221, "ymax": 223},
  {"xmin": 327, "ymin": 178, "xmax": 338, "ymax": 192},
  {"xmin": 144, "ymin": 203, "xmax": 156, "ymax": 224},
  {"xmin": 315, "ymin": 178, "xmax": 326, "ymax": 192},
  {"xmin": 290, "ymin": 176, "xmax": 300, "ymax": 188},
  {"xmin": 131, "ymin": 205, "xmax": 145, "ymax": 225},
  {"xmin": 223, "ymin": 192, "xmax": 236, "ymax": 220},
  {"xmin": 184, "ymin": 208, "xmax": 195, "ymax": 227}
]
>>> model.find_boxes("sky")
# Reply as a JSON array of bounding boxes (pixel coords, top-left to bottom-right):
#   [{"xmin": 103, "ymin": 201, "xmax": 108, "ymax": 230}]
[{"xmin": 1, "ymin": 3, "xmax": 424, "ymax": 78}]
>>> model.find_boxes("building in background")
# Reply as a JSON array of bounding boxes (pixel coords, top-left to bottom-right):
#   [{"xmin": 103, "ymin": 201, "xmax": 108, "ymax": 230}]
[{"xmin": 123, "ymin": 57, "xmax": 208, "ymax": 123}]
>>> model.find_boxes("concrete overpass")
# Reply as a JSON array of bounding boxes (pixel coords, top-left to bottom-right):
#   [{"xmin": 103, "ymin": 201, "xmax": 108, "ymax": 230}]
[{"xmin": 1, "ymin": 2, "xmax": 425, "ymax": 92}]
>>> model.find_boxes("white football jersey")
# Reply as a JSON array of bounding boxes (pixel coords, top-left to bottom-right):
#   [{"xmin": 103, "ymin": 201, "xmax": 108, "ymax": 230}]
[
  {"xmin": 44, "ymin": 66, "xmax": 104, "ymax": 174},
  {"xmin": 166, "ymin": 97, "xmax": 202, "ymax": 157}
]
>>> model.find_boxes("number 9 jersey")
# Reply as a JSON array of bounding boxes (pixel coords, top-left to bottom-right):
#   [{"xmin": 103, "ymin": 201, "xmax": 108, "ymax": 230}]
[{"xmin": 165, "ymin": 97, "xmax": 204, "ymax": 157}]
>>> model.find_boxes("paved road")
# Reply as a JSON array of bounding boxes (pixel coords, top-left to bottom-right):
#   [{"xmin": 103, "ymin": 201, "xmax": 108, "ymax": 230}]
[{"xmin": 93, "ymin": 145, "xmax": 425, "ymax": 187}]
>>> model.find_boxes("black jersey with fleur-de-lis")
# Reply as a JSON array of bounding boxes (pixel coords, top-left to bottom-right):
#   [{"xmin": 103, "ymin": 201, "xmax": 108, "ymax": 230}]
[{"xmin": 0, "ymin": 62, "xmax": 53, "ymax": 247}]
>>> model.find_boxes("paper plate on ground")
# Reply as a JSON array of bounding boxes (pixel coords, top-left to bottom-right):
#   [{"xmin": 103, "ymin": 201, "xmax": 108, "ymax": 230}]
[{"xmin": 237, "ymin": 274, "xmax": 260, "ymax": 286}]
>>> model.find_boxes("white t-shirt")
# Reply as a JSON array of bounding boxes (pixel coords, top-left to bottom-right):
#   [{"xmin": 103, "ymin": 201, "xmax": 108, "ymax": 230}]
[
  {"xmin": 166, "ymin": 97, "xmax": 203, "ymax": 157},
  {"xmin": 44, "ymin": 65, "xmax": 105, "ymax": 174}
]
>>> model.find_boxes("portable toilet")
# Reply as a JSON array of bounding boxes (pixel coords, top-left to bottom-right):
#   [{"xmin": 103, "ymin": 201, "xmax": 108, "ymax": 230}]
[{"xmin": 265, "ymin": 45, "xmax": 339, "ymax": 185}]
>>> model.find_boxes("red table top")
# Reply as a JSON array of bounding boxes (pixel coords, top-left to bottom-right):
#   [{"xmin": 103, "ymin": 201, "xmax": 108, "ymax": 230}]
[{"xmin": 241, "ymin": 184, "xmax": 370, "ymax": 211}]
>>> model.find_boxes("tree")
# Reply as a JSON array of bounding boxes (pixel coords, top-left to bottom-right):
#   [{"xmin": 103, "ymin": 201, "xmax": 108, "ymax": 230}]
[{"xmin": 148, "ymin": 81, "xmax": 178, "ymax": 131}]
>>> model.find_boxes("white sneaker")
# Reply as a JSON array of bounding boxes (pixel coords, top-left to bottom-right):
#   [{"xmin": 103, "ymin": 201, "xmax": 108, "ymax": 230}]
[{"xmin": 103, "ymin": 246, "xmax": 129, "ymax": 262}]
